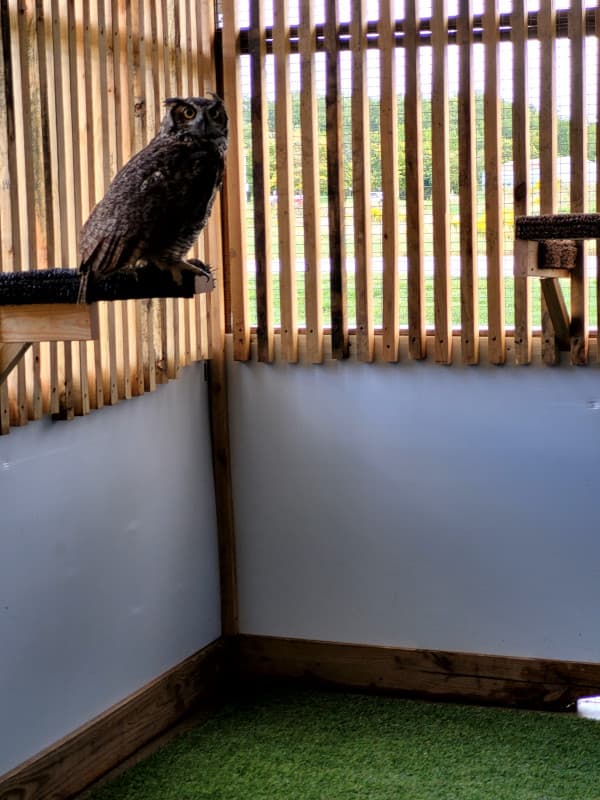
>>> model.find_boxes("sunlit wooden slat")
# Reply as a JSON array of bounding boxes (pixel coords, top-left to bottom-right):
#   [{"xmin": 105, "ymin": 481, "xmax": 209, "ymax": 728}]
[
  {"xmin": 379, "ymin": 0, "xmax": 399, "ymax": 362},
  {"xmin": 431, "ymin": 0, "xmax": 452, "ymax": 364},
  {"xmin": 538, "ymin": 0, "xmax": 560, "ymax": 365},
  {"xmin": 273, "ymin": 0, "xmax": 298, "ymax": 362},
  {"xmin": 569, "ymin": 0, "xmax": 588, "ymax": 365},
  {"xmin": 512, "ymin": 0, "xmax": 531, "ymax": 365},
  {"xmin": 483, "ymin": 0, "xmax": 505, "ymax": 364},
  {"xmin": 325, "ymin": 0, "xmax": 348, "ymax": 360},
  {"xmin": 457, "ymin": 0, "xmax": 479, "ymax": 364},
  {"xmin": 351, "ymin": 0, "xmax": 373, "ymax": 362},
  {"xmin": 299, "ymin": 0, "xmax": 323, "ymax": 363},
  {"xmin": 404, "ymin": 0, "xmax": 426, "ymax": 360},
  {"xmin": 222, "ymin": 0, "xmax": 250, "ymax": 361},
  {"xmin": 249, "ymin": 0, "xmax": 274, "ymax": 362}
]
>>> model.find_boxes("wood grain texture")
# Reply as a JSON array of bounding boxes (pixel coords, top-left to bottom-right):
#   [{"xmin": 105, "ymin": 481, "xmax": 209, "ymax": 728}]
[
  {"xmin": 511, "ymin": 0, "xmax": 531, "ymax": 364},
  {"xmin": 249, "ymin": 0, "xmax": 274, "ymax": 363},
  {"xmin": 299, "ymin": 0, "xmax": 323, "ymax": 363},
  {"xmin": 239, "ymin": 634, "xmax": 600, "ymax": 710},
  {"xmin": 404, "ymin": 0, "xmax": 426, "ymax": 360},
  {"xmin": 222, "ymin": 0, "xmax": 250, "ymax": 361},
  {"xmin": 325, "ymin": 0, "xmax": 348, "ymax": 360},
  {"xmin": 538, "ymin": 1, "xmax": 559, "ymax": 365},
  {"xmin": 351, "ymin": 0, "xmax": 374, "ymax": 362},
  {"xmin": 0, "ymin": 341, "xmax": 31, "ymax": 384},
  {"xmin": 0, "ymin": 639, "xmax": 229, "ymax": 800},
  {"xmin": 457, "ymin": 0, "xmax": 478, "ymax": 365},
  {"xmin": 0, "ymin": 304, "xmax": 99, "ymax": 342},
  {"xmin": 431, "ymin": 0, "xmax": 451, "ymax": 364},
  {"xmin": 482, "ymin": 0, "xmax": 505, "ymax": 364},
  {"xmin": 273, "ymin": 0, "xmax": 298, "ymax": 363},
  {"xmin": 379, "ymin": 0, "xmax": 399, "ymax": 362},
  {"xmin": 568, "ymin": 0, "xmax": 588, "ymax": 365}
]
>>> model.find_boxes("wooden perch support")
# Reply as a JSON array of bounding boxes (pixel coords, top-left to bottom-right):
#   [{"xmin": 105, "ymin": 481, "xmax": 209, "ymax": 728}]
[
  {"xmin": 514, "ymin": 239, "xmax": 578, "ymax": 278},
  {"xmin": 0, "ymin": 264, "xmax": 216, "ymax": 384}
]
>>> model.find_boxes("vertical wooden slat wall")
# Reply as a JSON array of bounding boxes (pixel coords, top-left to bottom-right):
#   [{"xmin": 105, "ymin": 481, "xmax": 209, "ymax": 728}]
[
  {"xmin": 0, "ymin": 0, "xmax": 217, "ymax": 435},
  {"xmin": 4, "ymin": 1, "xmax": 599, "ymax": 382}
]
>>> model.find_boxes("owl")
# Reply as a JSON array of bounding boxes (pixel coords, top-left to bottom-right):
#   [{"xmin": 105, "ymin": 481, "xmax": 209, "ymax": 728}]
[{"xmin": 78, "ymin": 94, "xmax": 228, "ymax": 301}]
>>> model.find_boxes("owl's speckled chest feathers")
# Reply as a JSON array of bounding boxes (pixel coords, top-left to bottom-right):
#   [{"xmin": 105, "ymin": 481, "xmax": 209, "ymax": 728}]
[{"xmin": 80, "ymin": 126, "xmax": 226, "ymax": 275}]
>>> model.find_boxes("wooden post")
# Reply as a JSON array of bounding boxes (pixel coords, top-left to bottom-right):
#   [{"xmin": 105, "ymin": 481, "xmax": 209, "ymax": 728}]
[
  {"xmin": 325, "ymin": 0, "xmax": 349, "ymax": 360},
  {"xmin": 404, "ymin": 0, "xmax": 426, "ymax": 359},
  {"xmin": 249, "ymin": 0, "xmax": 274, "ymax": 362},
  {"xmin": 273, "ymin": 0, "xmax": 298, "ymax": 363},
  {"xmin": 539, "ymin": 0, "xmax": 560, "ymax": 365},
  {"xmin": 512, "ymin": 0, "xmax": 531, "ymax": 364},
  {"xmin": 483, "ymin": 0, "xmax": 505, "ymax": 364},
  {"xmin": 351, "ymin": 0, "xmax": 374, "ymax": 362},
  {"xmin": 379, "ymin": 0, "xmax": 399, "ymax": 362},
  {"xmin": 432, "ymin": 0, "xmax": 452, "ymax": 364},
  {"xmin": 569, "ymin": 0, "xmax": 588, "ymax": 365},
  {"xmin": 299, "ymin": 0, "xmax": 323, "ymax": 363},
  {"xmin": 457, "ymin": 0, "xmax": 479, "ymax": 365}
]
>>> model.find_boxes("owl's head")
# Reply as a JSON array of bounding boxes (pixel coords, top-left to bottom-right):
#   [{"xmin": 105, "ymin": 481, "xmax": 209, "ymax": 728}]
[{"xmin": 161, "ymin": 95, "xmax": 228, "ymax": 148}]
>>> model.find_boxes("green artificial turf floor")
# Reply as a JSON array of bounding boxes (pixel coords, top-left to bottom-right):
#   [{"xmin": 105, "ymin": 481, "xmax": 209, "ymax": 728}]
[{"xmin": 88, "ymin": 687, "xmax": 600, "ymax": 800}]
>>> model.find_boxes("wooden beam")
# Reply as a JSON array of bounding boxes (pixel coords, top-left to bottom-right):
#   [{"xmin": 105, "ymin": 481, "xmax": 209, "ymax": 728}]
[
  {"xmin": 0, "ymin": 342, "xmax": 32, "ymax": 384},
  {"xmin": 540, "ymin": 279, "xmax": 571, "ymax": 351},
  {"xmin": 0, "ymin": 304, "xmax": 99, "ymax": 343},
  {"xmin": 239, "ymin": 634, "xmax": 600, "ymax": 710},
  {"xmin": 0, "ymin": 640, "xmax": 228, "ymax": 800}
]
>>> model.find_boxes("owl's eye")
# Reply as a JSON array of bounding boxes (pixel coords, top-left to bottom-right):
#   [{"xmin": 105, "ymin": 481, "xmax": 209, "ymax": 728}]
[{"xmin": 182, "ymin": 106, "xmax": 196, "ymax": 120}]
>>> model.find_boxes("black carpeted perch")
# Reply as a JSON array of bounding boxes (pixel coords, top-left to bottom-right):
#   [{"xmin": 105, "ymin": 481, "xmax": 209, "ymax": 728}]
[
  {"xmin": 516, "ymin": 213, "xmax": 600, "ymax": 241},
  {"xmin": 0, "ymin": 263, "xmax": 213, "ymax": 306}
]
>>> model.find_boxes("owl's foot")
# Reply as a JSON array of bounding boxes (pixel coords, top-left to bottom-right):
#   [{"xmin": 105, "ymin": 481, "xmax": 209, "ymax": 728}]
[{"xmin": 161, "ymin": 259, "xmax": 214, "ymax": 290}]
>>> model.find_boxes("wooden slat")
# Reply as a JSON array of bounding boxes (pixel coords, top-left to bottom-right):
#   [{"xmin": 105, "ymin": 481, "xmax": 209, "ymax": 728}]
[
  {"xmin": 350, "ymin": 0, "xmax": 373, "ymax": 362},
  {"xmin": 431, "ymin": 0, "xmax": 452, "ymax": 364},
  {"xmin": 249, "ymin": 0, "xmax": 274, "ymax": 362},
  {"xmin": 483, "ymin": 0, "xmax": 505, "ymax": 364},
  {"xmin": 4, "ymin": 0, "xmax": 27, "ymax": 426},
  {"xmin": 222, "ymin": 0, "xmax": 250, "ymax": 361},
  {"xmin": 404, "ymin": 0, "xmax": 426, "ymax": 360},
  {"xmin": 15, "ymin": 0, "xmax": 44, "ymax": 419},
  {"xmin": 379, "ymin": 0, "xmax": 399, "ymax": 362},
  {"xmin": 538, "ymin": 0, "xmax": 560, "ymax": 365},
  {"xmin": 0, "ymin": 0, "xmax": 14, "ymax": 431},
  {"xmin": 325, "ymin": 0, "xmax": 348, "ymax": 360},
  {"xmin": 273, "ymin": 0, "xmax": 298, "ymax": 363},
  {"xmin": 130, "ymin": 0, "xmax": 146, "ymax": 396},
  {"xmin": 99, "ymin": 0, "xmax": 120, "ymax": 403},
  {"xmin": 299, "ymin": 0, "xmax": 323, "ymax": 363},
  {"xmin": 512, "ymin": 0, "xmax": 531, "ymax": 365},
  {"xmin": 457, "ymin": 0, "xmax": 479, "ymax": 364},
  {"xmin": 569, "ymin": 0, "xmax": 588, "ymax": 365}
]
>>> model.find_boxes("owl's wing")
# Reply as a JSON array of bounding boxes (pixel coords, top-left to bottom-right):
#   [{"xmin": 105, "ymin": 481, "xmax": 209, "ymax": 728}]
[{"xmin": 79, "ymin": 154, "xmax": 170, "ymax": 277}]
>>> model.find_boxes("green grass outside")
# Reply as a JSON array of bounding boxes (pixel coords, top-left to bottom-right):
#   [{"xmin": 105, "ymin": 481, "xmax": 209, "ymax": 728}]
[
  {"xmin": 88, "ymin": 688, "xmax": 600, "ymax": 800},
  {"xmin": 248, "ymin": 275, "xmax": 598, "ymax": 330}
]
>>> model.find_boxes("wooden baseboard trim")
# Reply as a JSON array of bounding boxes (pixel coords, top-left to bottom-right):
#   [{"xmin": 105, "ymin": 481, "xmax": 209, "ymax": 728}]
[
  {"xmin": 0, "ymin": 638, "xmax": 231, "ymax": 800},
  {"xmin": 239, "ymin": 634, "xmax": 600, "ymax": 709}
]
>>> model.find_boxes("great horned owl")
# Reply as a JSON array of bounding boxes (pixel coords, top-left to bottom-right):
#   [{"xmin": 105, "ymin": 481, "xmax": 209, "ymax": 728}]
[{"xmin": 78, "ymin": 94, "xmax": 228, "ymax": 301}]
